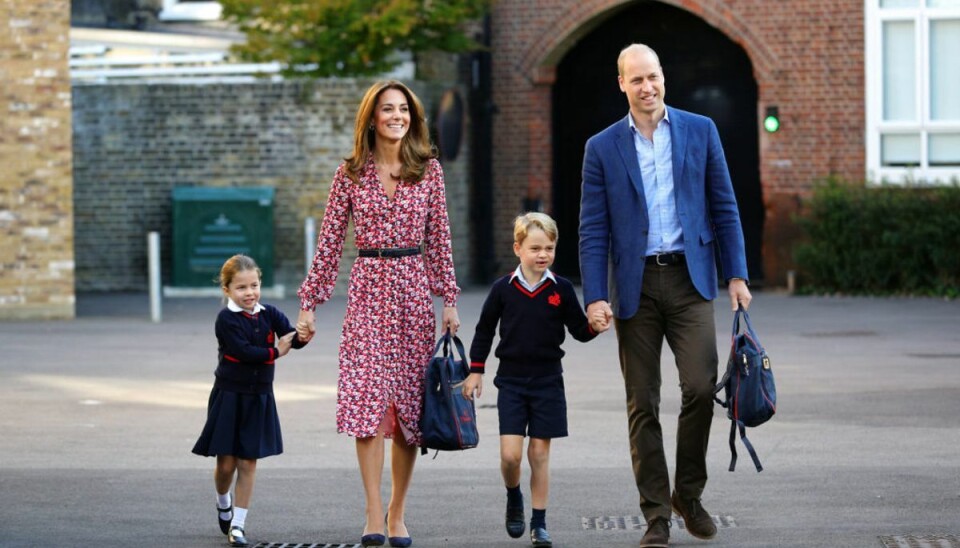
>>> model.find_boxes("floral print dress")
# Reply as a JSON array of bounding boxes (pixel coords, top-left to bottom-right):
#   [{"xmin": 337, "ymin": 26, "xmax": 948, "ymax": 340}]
[{"xmin": 298, "ymin": 156, "xmax": 460, "ymax": 444}]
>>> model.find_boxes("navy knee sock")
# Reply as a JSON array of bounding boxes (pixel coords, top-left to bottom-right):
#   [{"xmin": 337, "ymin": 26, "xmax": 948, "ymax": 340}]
[
  {"xmin": 531, "ymin": 508, "xmax": 546, "ymax": 529},
  {"xmin": 506, "ymin": 484, "xmax": 522, "ymax": 506}
]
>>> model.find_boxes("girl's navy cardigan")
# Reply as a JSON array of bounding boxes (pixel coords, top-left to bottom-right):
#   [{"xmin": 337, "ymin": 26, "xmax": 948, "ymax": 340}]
[{"xmin": 213, "ymin": 304, "xmax": 307, "ymax": 394}]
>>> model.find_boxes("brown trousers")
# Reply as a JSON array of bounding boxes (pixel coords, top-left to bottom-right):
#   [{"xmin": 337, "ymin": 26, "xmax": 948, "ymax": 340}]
[{"xmin": 614, "ymin": 262, "xmax": 718, "ymax": 522}]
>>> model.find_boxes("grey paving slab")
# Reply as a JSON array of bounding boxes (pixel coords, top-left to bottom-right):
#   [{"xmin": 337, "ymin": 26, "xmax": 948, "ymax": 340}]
[{"xmin": 1, "ymin": 289, "xmax": 959, "ymax": 547}]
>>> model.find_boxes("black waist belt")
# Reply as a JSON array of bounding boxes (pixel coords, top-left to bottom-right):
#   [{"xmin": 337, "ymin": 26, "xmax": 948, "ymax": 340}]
[
  {"xmin": 645, "ymin": 252, "xmax": 685, "ymax": 266},
  {"xmin": 358, "ymin": 247, "xmax": 421, "ymax": 258}
]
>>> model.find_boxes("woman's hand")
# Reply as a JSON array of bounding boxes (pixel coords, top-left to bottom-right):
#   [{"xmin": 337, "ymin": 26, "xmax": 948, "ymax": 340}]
[
  {"xmin": 441, "ymin": 306, "xmax": 460, "ymax": 336},
  {"xmin": 296, "ymin": 309, "xmax": 316, "ymax": 343}
]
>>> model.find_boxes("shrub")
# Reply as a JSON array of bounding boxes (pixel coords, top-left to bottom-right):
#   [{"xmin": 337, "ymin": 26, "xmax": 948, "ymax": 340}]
[{"xmin": 794, "ymin": 177, "xmax": 960, "ymax": 297}]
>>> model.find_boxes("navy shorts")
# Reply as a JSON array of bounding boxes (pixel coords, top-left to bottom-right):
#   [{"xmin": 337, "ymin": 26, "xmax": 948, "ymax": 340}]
[{"xmin": 493, "ymin": 373, "xmax": 568, "ymax": 439}]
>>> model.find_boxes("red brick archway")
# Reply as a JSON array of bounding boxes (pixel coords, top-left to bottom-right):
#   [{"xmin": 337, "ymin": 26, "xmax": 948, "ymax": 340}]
[{"xmin": 488, "ymin": 0, "xmax": 865, "ymax": 286}]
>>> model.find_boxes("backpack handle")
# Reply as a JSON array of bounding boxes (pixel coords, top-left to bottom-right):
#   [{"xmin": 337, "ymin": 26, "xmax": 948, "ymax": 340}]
[
  {"xmin": 732, "ymin": 305, "xmax": 764, "ymax": 354},
  {"xmin": 438, "ymin": 329, "xmax": 468, "ymax": 364},
  {"xmin": 431, "ymin": 330, "xmax": 468, "ymax": 389}
]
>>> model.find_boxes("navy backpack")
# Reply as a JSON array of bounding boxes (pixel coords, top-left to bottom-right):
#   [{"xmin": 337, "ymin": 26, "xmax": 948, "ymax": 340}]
[
  {"xmin": 714, "ymin": 306, "xmax": 776, "ymax": 472},
  {"xmin": 419, "ymin": 331, "xmax": 479, "ymax": 455}
]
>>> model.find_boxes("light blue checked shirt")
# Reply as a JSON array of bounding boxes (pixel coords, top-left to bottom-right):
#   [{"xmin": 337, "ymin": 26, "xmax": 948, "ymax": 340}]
[{"xmin": 628, "ymin": 111, "xmax": 684, "ymax": 256}]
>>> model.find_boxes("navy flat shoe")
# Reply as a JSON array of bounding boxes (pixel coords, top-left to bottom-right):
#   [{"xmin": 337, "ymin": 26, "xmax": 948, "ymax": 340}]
[
  {"xmin": 361, "ymin": 533, "xmax": 386, "ymax": 547},
  {"xmin": 385, "ymin": 512, "xmax": 412, "ymax": 547},
  {"xmin": 388, "ymin": 535, "xmax": 412, "ymax": 547}
]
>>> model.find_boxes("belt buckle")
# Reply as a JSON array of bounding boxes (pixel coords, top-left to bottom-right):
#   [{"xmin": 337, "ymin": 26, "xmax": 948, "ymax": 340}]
[
  {"xmin": 377, "ymin": 249, "xmax": 384, "ymax": 259},
  {"xmin": 656, "ymin": 253, "xmax": 668, "ymax": 266}
]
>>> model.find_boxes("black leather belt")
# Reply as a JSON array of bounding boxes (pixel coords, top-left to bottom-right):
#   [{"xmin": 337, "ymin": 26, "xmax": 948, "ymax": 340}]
[
  {"xmin": 645, "ymin": 252, "xmax": 685, "ymax": 266},
  {"xmin": 358, "ymin": 247, "xmax": 421, "ymax": 258}
]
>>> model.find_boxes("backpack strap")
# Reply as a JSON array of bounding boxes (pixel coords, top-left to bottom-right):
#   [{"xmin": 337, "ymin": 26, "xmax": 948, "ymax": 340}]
[
  {"xmin": 728, "ymin": 419, "xmax": 763, "ymax": 472},
  {"xmin": 714, "ymin": 362, "xmax": 733, "ymax": 407}
]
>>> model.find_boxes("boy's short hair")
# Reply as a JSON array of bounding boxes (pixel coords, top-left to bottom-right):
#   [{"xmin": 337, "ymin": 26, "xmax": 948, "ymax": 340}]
[{"xmin": 514, "ymin": 212, "xmax": 558, "ymax": 244}]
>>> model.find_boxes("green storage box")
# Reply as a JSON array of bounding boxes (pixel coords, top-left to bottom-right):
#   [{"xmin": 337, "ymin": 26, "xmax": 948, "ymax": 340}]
[{"xmin": 171, "ymin": 186, "xmax": 275, "ymax": 287}]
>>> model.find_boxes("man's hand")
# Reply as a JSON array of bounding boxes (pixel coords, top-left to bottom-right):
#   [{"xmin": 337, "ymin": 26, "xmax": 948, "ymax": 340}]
[
  {"xmin": 589, "ymin": 307, "xmax": 611, "ymax": 333},
  {"xmin": 587, "ymin": 300, "xmax": 613, "ymax": 332},
  {"xmin": 728, "ymin": 279, "xmax": 752, "ymax": 311}
]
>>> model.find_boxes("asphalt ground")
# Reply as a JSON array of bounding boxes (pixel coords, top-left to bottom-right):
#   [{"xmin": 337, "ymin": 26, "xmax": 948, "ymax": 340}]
[{"xmin": 1, "ymin": 288, "xmax": 959, "ymax": 547}]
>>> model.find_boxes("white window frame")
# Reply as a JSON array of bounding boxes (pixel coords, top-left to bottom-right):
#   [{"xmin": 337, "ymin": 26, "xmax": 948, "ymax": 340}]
[
  {"xmin": 866, "ymin": 0, "xmax": 960, "ymax": 184},
  {"xmin": 158, "ymin": 0, "xmax": 223, "ymax": 22}
]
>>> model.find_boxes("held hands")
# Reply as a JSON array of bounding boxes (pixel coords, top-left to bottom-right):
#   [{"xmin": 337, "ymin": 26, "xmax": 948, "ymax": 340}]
[
  {"xmin": 442, "ymin": 306, "xmax": 460, "ymax": 336},
  {"xmin": 728, "ymin": 279, "xmax": 752, "ymax": 311},
  {"xmin": 277, "ymin": 331, "xmax": 296, "ymax": 357},
  {"xmin": 462, "ymin": 372, "xmax": 483, "ymax": 401},
  {"xmin": 296, "ymin": 309, "xmax": 316, "ymax": 343},
  {"xmin": 587, "ymin": 300, "xmax": 613, "ymax": 333}
]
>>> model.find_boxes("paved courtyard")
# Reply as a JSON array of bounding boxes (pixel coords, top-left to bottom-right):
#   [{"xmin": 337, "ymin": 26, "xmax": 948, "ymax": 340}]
[{"xmin": 1, "ymin": 289, "xmax": 959, "ymax": 547}]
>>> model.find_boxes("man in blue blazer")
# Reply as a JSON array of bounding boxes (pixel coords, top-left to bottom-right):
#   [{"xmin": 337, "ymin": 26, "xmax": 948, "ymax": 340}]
[{"xmin": 579, "ymin": 43, "xmax": 752, "ymax": 548}]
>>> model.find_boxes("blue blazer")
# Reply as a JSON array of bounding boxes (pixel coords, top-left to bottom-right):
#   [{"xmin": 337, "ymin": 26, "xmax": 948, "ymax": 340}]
[{"xmin": 578, "ymin": 107, "xmax": 748, "ymax": 320}]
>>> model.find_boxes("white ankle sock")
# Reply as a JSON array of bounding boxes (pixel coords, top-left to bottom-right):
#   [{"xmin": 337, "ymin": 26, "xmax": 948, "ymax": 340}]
[
  {"xmin": 231, "ymin": 507, "xmax": 248, "ymax": 529},
  {"xmin": 217, "ymin": 492, "xmax": 232, "ymax": 509}
]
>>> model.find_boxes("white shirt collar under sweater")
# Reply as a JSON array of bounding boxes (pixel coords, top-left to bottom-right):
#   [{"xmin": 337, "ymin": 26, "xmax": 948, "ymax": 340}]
[
  {"xmin": 227, "ymin": 298, "xmax": 265, "ymax": 314},
  {"xmin": 509, "ymin": 265, "xmax": 556, "ymax": 292}
]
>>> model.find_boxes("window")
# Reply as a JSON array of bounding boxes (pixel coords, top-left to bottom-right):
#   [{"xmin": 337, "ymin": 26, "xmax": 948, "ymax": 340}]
[{"xmin": 866, "ymin": 0, "xmax": 960, "ymax": 183}]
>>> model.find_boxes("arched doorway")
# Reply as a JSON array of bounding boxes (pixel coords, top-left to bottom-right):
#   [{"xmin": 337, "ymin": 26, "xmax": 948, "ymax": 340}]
[{"xmin": 551, "ymin": 0, "xmax": 764, "ymax": 283}]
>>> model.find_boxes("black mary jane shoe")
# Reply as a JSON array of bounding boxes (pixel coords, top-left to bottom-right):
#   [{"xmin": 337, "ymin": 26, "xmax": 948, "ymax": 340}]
[
  {"xmin": 217, "ymin": 504, "xmax": 233, "ymax": 535},
  {"xmin": 227, "ymin": 525, "xmax": 249, "ymax": 547},
  {"xmin": 530, "ymin": 526, "xmax": 553, "ymax": 547}
]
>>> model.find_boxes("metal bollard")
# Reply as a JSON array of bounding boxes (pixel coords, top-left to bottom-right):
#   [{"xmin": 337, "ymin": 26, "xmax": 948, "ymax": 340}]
[{"xmin": 148, "ymin": 231, "xmax": 161, "ymax": 323}]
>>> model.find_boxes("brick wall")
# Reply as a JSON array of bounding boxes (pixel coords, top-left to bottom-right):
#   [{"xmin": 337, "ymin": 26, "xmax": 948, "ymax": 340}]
[
  {"xmin": 489, "ymin": 0, "xmax": 865, "ymax": 285},
  {"xmin": 72, "ymin": 79, "xmax": 473, "ymax": 295},
  {"xmin": 0, "ymin": 0, "xmax": 75, "ymax": 320}
]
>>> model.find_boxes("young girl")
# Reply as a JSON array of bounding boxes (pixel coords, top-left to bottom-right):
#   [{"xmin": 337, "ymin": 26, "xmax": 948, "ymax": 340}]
[{"xmin": 192, "ymin": 254, "xmax": 308, "ymax": 547}]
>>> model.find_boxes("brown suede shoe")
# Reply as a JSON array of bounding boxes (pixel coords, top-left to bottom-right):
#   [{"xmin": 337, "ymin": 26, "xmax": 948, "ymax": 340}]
[
  {"xmin": 671, "ymin": 492, "xmax": 717, "ymax": 540},
  {"xmin": 639, "ymin": 517, "xmax": 670, "ymax": 548}
]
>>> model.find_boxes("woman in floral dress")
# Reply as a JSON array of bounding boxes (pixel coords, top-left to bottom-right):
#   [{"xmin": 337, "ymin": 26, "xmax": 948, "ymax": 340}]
[{"xmin": 296, "ymin": 80, "xmax": 460, "ymax": 547}]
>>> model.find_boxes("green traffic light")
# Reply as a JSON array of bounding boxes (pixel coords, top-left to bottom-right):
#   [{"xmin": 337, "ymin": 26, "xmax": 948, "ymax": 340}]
[
  {"xmin": 763, "ymin": 106, "xmax": 780, "ymax": 133},
  {"xmin": 763, "ymin": 115, "xmax": 780, "ymax": 133}
]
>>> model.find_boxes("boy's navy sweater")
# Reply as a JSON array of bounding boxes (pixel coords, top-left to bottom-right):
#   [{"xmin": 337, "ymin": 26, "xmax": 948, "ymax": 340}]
[
  {"xmin": 213, "ymin": 303, "xmax": 307, "ymax": 394},
  {"xmin": 469, "ymin": 272, "xmax": 597, "ymax": 377}
]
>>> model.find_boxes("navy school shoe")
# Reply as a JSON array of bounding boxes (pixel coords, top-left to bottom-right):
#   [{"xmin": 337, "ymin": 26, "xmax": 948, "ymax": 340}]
[
  {"xmin": 530, "ymin": 526, "xmax": 552, "ymax": 547},
  {"xmin": 505, "ymin": 493, "xmax": 525, "ymax": 538}
]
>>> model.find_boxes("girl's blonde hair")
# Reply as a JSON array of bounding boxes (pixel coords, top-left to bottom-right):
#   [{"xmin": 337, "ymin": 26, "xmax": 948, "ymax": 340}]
[
  {"xmin": 218, "ymin": 254, "xmax": 261, "ymax": 288},
  {"xmin": 344, "ymin": 80, "xmax": 435, "ymax": 184},
  {"xmin": 514, "ymin": 212, "xmax": 559, "ymax": 244}
]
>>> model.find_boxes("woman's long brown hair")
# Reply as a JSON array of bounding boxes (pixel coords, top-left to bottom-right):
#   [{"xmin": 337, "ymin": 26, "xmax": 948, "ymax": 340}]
[{"xmin": 344, "ymin": 80, "xmax": 436, "ymax": 184}]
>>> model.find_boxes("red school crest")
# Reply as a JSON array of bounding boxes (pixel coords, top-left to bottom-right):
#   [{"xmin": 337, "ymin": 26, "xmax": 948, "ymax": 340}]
[{"xmin": 547, "ymin": 292, "xmax": 561, "ymax": 307}]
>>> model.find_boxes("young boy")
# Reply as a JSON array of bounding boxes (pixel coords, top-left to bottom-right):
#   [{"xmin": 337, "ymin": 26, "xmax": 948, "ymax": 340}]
[{"xmin": 463, "ymin": 212, "xmax": 609, "ymax": 547}]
